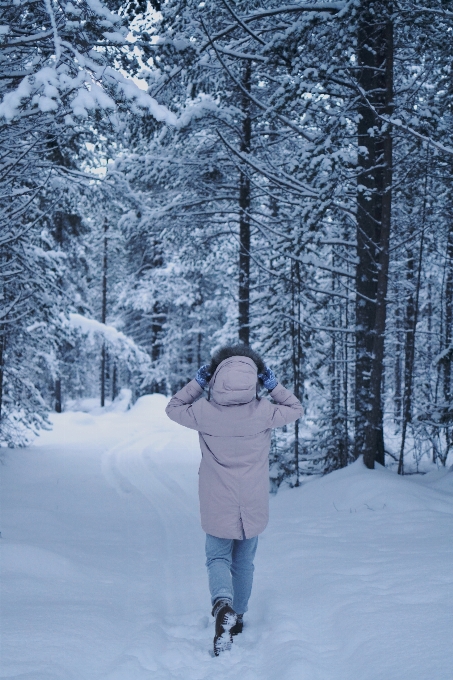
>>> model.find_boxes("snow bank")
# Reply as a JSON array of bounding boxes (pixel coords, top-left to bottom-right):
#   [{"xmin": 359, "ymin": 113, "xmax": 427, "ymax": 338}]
[
  {"xmin": 1, "ymin": 398, "xmax": 452, "ymax": 679},
  {"xmin": 279, "ymin": 457, "xmax": 453, "ymax": 515},
  {"xmin": 65, "ymin": 388, "xmax": 132, "ymax": 414}
]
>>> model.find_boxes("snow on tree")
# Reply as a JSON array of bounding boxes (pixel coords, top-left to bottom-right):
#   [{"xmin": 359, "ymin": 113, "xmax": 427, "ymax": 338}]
[{"xmin": 2, "ymin": 0, "xmax": 453, "ymax": 477}]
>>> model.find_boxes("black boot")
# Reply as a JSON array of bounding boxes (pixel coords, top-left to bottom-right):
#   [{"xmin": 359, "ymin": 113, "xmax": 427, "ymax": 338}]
[
  {"xmin": 231, "ymin": 614, "xmax": 243, "ymax": 636},
  {"xmin": 212, "ymin": 599, "xmax": 237, "ymax": 656}
]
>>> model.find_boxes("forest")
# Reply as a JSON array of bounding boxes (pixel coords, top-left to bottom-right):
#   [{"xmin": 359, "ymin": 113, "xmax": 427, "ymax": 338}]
[{"xmin": 1, "ymin": 0, "xmax": 453, "ymax": 479}]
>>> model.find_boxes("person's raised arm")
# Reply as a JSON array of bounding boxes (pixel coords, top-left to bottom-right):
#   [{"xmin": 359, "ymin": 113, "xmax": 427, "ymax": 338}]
[
  {"xmin": 165, "ymin": 365, "xmax": 211, "ymax": 431},
  {"xmin": 258, "ymin": 367, "xmax": 304, "ymax": 428}
]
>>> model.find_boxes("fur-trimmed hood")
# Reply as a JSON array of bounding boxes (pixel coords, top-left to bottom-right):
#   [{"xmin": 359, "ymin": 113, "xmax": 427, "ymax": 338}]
[{"xmin": 209, "ymin": 345, "xmax": 265, "ymax": 376}]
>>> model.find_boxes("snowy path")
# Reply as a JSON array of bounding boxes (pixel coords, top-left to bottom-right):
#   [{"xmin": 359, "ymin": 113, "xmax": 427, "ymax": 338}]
[{"xmin": 1, "ymin": 395, "xmax": 452, "ymax": 680}]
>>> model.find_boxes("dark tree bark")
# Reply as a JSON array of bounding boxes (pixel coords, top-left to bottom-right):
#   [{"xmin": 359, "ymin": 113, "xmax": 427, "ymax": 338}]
[
  {"xmin": 429, "ymin": 217, "xmax": 453, "ymax": 467},
  {"xmin": 0, "ymin": 329, "xmax": 5, "ymax": 425},
  {"xmin": 342, "ymin": 264, "xmax": 351, "ymax": 467},
  {"xmin": 55, "ymin": 378, "xmax": 62, "ymax": 413},
  {"xmin": 397, "ymin": 155, "xmax": 428, "ymax": 474},
  {"xmin": 397, "ymin": 225, "xmax": 426, "ymax": 474},
  {"xmin": 355, "ymin": 1, "xmax": 393, "ymax": 468},
  {"xmin": 148, "ymin": 241, "xmax": 166, "ymax": 394},
  {"xmin": 111, "ymin": 362, "xmax": 118, "ymax": 402},
  {"xmin": 238, "ymin": 62, "xmax": 252, "ymax": 346},
  {"xmin": 397, "ymin": 239, "xmax": 415, "ymax": 474},
  {"xmin": 100, "ymin": 217, "xmax": 108, "ymax": 407},
  {"xmin": 291, "ymin": 258, "xmax": 303, "ymax": 485},
  {"xmin": 394, "ymin": 277, "xmax": 403, "ymax": 424},
  {"xmin": 444, "ymin": 222, "xmax": 453, "ymax": 403}
]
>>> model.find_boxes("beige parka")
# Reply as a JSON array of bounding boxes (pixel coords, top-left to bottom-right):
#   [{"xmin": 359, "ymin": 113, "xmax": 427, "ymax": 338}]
[{"xmin": 165, "ymin": 356, "xmax": 303, "ymax": 539}]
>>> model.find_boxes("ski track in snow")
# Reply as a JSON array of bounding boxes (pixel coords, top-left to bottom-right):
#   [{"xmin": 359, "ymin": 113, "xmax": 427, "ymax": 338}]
[{"xmin": 1, "ymin": 394, "xmax": 452, "ymax": 680}]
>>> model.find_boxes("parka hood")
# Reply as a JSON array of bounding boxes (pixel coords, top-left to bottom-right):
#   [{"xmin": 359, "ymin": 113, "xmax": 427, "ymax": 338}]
[{"xmin": 209, "ymin": 356, "xmax": 258, "ymax": 406}]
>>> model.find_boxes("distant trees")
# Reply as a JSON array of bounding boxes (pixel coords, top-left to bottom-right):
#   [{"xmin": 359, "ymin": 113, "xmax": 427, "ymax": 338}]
[{"xmin": 0, "ymin": 0, "xmax": 179, "ymax": 443}]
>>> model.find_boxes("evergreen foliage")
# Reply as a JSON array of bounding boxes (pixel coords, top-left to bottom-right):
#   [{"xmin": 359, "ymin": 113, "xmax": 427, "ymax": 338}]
[{"xmin": 2, "ymin": 0, "xmax": 453, "ymax": 477}]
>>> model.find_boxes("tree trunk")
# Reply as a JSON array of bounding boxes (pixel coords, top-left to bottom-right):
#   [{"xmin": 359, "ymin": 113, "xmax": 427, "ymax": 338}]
[
  {"xmin": 355, "ymin": 1, "xmax": 393, "ymax": 469},
  {"xmin": 343, "ymin": 267, "xmax": 350, "ymax": 467},
  {"xmin": 238, "ymin": 62, "xmax": 252, "ymax": 346},
  {"xmin": 111, "ymin": 362, "xmax": 118, "ymax": 402},
  {"xmin": 55, "ymin": 378, "xmax": 62, "ymax": 413},
  {"xmin": 397, "ymin": 240, "xmax": 415, "ymax": 474},
  {"xmin": 330, "ymin": 260, "xmax": 341, "ymax": 467},
  {"xmin": 397, "ymin": 228, "xmax": 426, "ymax": 474},
  {"xmin": 291, "ymin": 258, "xmax": 303, "ymax": 485},
  {"xmin": 444, "ymin": 222, "xmax": 453, "ymax": 403},
  {"xmin": 397, "ymin": 155, "xmax": 428, "ymax": 474},
  {"xmin": 0, "ymin": 328, "xmax": 5, "ymax": 425},
  {"xmin": 53, "ymin": 214, "xmax": 65, "ymax": 416},
  {"xmin": 394, "ymin": 276, "xmax": 402, "ymax": 424},
  {"xmin": 101, "ymin": 217, "xmax": 108, "ymax": 407}
]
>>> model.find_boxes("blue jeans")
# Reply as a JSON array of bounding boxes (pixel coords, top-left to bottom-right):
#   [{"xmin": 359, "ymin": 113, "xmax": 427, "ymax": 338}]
[{"xmin": 205, "ymin": 534, "xmax": 259, "ymax": 615}]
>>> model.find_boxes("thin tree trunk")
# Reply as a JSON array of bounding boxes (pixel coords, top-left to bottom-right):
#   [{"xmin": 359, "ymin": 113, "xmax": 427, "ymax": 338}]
[
  {"xmin": 111, "ymin": 362, "xmax": 117, "ymax": 402},
  {"xmin": 0, "ymin": 328, "xmax": 5, "ymax": 425},
  {"xmin": 54, "ymin": 213, "xmax": 65, "ymax": 415},
  {"xmin": 426, "ymin": 281, "xmax": 436, "ymax": 463},
  {"xmin": 397, "ymin": 230, "xmax": 425, "ymax": 474},
  {"xmin": 238, "ymin": 62, "xmax": 251, "ymax": 346},
  {"xmin": 100, "ymin": 217, "xmax": 108, "ymax": 407},
  {"xmin": 397, "ymin": 239, "xmax": 414, "ymax": 474},
  {"xmin": 330, "ymin": 258, "xmax": 341, "ymax": 466},
  {"xmin": 444, "ymin": 223, "xmax": 453, "ymax": 403},
  {"xmin": 343, "ymin": 266, "xmax": 350, "ymax": 466},
  {"xmin": 101, "ymin": 345, "xmax": 106, "ymax": 407},
  {"xmin": 398, "ymin": 154, "xmax": 429, "ymax": 474},
  {"xmin": 291, "ymin": 258, "xmax": 303, "ymax": 485},
  {"xmin": 55, "ymin": 378, "xmax": 62, "ymax": 413},
  {"xmin": 197, "ymin": 331, "xmax": 202, "ymax": 367},
  {"xmin": 433, "ymin": 215, "xmax": 453, "ymax": 466},
  {"xmin": 394, "ymin": 276, "xmax": 402, "ymax": 423}
]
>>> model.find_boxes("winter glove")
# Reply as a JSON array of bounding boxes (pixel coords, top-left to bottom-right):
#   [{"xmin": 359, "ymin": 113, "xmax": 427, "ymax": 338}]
[
  {"xmin": 258, "ymin": 366, "xmax": 278, "ymax": 391},
  {"xmin": 195, "ymin": 364, "xmax": 212, "ymax": 389}
]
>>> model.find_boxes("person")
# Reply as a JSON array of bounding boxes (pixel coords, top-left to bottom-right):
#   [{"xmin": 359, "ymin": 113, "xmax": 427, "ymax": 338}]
[{"xmin": 165, "ymin": 344, "xmax": 303, "ymax": 656}]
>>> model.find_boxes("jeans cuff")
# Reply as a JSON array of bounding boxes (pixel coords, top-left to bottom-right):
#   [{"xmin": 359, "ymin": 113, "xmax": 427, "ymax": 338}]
[{"xmin": 211, "ymin": 591, "xmax": 233, "ymax": 606}]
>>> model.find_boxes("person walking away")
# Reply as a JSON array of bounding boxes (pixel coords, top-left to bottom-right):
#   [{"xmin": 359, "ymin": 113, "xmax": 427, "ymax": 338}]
[{"xmin": 165, "ymin": 345, "xmax": 303, "ymax": 656}]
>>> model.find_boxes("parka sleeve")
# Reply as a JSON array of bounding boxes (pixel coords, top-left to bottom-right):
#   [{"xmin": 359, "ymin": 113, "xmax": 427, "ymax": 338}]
[
  {"xmin": 266, "ymin": 383, "xmax": 304, "ymax": 429},
  {"xmin": 165, "ymin": 379, "xmax": 204, "ymax": 431}
]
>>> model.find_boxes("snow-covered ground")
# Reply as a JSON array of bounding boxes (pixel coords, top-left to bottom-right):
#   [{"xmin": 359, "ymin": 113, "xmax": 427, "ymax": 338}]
[{"xmin": 1, "ymin": 395, "xmax": 452, "ymax": 680}]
